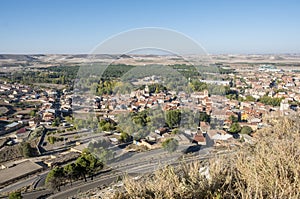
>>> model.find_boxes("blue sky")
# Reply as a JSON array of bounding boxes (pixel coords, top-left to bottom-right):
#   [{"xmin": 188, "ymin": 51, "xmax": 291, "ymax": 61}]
[{"xmin": 0, "ymin": 0, "xmax": 300, "ymax": 54}]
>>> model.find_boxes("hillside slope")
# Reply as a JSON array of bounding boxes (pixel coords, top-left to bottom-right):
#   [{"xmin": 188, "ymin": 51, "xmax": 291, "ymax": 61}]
[{"xmin": 109, "ymin": 114, "xmax": 300, "ymax": 199}]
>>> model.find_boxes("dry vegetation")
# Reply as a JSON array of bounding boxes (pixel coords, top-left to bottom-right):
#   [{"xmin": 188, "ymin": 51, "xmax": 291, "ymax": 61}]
[{"xmin": 110, "ymin": 114, "xmax": 300, "ymax": 199}]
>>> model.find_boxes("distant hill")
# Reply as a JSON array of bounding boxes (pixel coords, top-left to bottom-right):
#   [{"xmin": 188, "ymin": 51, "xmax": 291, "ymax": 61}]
[{"xmin": 0, "ymin": 54, "xmax": 39, "ymax": 62}]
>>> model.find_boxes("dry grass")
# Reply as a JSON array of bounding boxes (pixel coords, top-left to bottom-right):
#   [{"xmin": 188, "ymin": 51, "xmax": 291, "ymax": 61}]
[{"xmin": 110, "ymin": 114, "xmax": 300, "ymax": 199}]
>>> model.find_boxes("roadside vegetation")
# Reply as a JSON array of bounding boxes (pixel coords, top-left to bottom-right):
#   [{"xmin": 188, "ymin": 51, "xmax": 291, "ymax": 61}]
[
  {"xmin": 8, "ymin": 191, "xmax": 22, "ymax": 199},
  {"xmin": 46, "ymin": 149, "xmax": 104, "ymax": 191}
]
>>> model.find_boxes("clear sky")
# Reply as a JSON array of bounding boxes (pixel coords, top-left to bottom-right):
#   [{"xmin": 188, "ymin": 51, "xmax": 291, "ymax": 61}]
[{"xmin": 0, "ymin": 0, "xmax": 300, "ymax": 54}]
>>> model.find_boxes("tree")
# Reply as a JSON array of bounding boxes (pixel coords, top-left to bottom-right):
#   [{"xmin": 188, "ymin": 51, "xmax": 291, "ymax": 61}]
[
  {"xmin": 165, "ymin": 110, "xmax": 181, "ymax": 128},
  {"xmin": 75, "ymin": 156, "xmax": 89, "ymax": 182},
  {"xmin": 29, "ymin": 110, "xmax": 36, "ymax": 117},
  {"xmin": 189, "ymin": 80, "xmax": 207, "ymax": 92},
  {"xmin": 82, "ymin": 152, "xmax": 103, "ymax": 180},
  {"xmin": 63, "ymin": 163, "xmax": 77, "ymax": 185},
  {"xmin": 147, "ymin": 107, "xmax": 165, "ymax": 131},
  {"xmin": 52, "ymin": 117, "xmax": 60, "ymax": 127},
  {"xmin": 229, "ymin": 115, "xmax": 239, "ymax": 123},
  {"xmin": 48, "ymin": 136, "xmax": 55, "ymax": 144},
  {"xmin": 92, "ymin": 147, "xmax": 115, "ymax": 164},
  {"xmin": 119, "ymin": 132, "xmax": 131, "ymax": 143},
  {"xmin": 259, "ymin": 96, "xmax": 282, "ymax": 106},
  {"xmin": 46, "ymin": 166, "xmax": 65, "ymax": 191},
  {"xmin": 228, "ymin": 122, "xmax": 241, "ymax": 134},
  {"xmin": 162, "ymin": 138, "xmax": 179, "ymax": 153},
  {"xmin": 19, "ymin": 142, "xmax": 34, "ymax": 158},
  {"xmin": 171, "ymin": 128, "xmax": 180, "ymax": 135},
  {"xmin": 241, "ymin": 126, "xmax": 253, "ymax": 135},
  {"xmin": 98, "ymin": 119, "xmax": 116, "ymax": 131},
  {"xmin": 8, "ymin": 191, "xmax": 22, "ymax": 199},
  {"xmin": 245, "ymin": 95, "xmax": 256, "ymax": 102},
  {"xmin": 199, "ymin": 112, "xmax": 210, "ymax": 123}
]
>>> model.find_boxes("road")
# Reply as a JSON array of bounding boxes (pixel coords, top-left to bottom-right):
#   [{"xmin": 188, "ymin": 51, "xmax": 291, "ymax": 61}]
[
  {"xmin": 0, "ymin": 170, "xmax": 49, "ymax": 194},
  {"xmin": 47, "ymin": 149, "xmax": 220, "ymax": 199},
  {"xmin": 1, "ymin": 132, "xmax": 215, "ymax": 198},
  {"xmin": 10, "ymin": 147, "xmax": 227, "ymax": 199}
]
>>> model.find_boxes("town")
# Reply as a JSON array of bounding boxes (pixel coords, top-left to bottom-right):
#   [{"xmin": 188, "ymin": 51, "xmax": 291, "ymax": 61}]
[{"xmin": 0, "ymin": 54, "xmax": 300, "ymax": 198}]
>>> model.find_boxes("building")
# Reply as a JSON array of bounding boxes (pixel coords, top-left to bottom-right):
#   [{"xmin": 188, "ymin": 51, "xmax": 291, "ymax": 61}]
[
  {"xmin": 0, "ymin": 160, "xmax": 43, "ymax": 185},
  {"xmin": 192, "ymin": 133, "xmax": 206, "ymax": 145}
]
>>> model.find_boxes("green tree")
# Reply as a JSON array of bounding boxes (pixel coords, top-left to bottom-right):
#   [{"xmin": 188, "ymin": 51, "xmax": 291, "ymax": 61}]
[
  {"xmin": 171, "ymin": 128, "xmax": 180, "ymax": 135},
  {"xmin": 119, "ymin": 132, "xmax": 131, "ymax": 143},
  {"xmin": 259, "ymin": 96, "xmax": 282, "ymax": 106},
  {"xmin": 147, "ymin": 107, "xmax": 165, "ymax": 131},
  {"xmin": 229, "ymin": 122, "xmax": 241, "ymax": 134},
  {"xmin": 19, "ymin": 142, "xmax": 34, "ymax": 158},
  {"xmin": 199, "ymin": 112, "xmax": 210, "ymax": 123},
  {"xmin": 92, "ymin": 147, "xmax": 115, "ymax": 164},
  {"xmin": 46, "ymin": 166, "xmax": 65, "ymax": 191},
  {"xmin": 229, "ymin": 115, "xmax": 239, "ymax": 123},
  {"xmin": 52, "ymin": 117, "xmax": 60, "ymax": 127},
  {"xmin": 241, "ymin": 126, "xmax": 253, "ymax": 135},
  {"xmin": 165, "ymin": 110, "xmax": 181, "ymax": 128},
  {"xmin": 82, "ymin": 152, "xmax": 104, "ymax": 180},
  {"xmin": 8, "ymin": 191, "xmax": 22, "ymax": 199},
  {"xmin": 189, "ymin": 80, "xmax": 208, "ymax": 91},
  {"xmin": 63, "ymin": 163, "xmax": 77, "ymax": 185},
  {"xmin": 245, "ymin": 95, "xmax": 256, "ymax": 102},
  {"xmin": 29, "ymin": 110, "xmax": 36, "ymax": 117},
  {"xmin": 75, "ymin": 156, "xmax": 89, "ymax": 182},
  {"xmin": 98, "ymin": 119, "xmax": 116, "ymax": 131},
  {"xmin": 96, "ymin": 80, "xmax": 116, "ymax": 95},
  {"xmin": 48, "ymin": 136, "xmax": 56, "ymax": 144},
  {"xmin": 162, "ymin": 138, "xmax": 179, "ymax": 153}
]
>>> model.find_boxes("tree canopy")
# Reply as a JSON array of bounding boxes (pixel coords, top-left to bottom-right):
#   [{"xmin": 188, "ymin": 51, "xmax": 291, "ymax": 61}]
[
  {"xmin": 165, "ymin": 110, "xmax": 181, "ymax": 128},
  {"xmin": 228, "ymin": 122, "xmax": 241, "ymax": 134},
  {"xmin": 162, "ymin": 138, "xmax": 179, "ymax": 153},
  {"xmin": 259, "ymin": 96, "xmax": 282, "ymax": 106},
  {"xmin": 241, "ymin": 126, "xmax": 253, "ymax": 135},
  {"xmin": 8, "ymin": 191, "xmax": 22, "ymax": 199}
]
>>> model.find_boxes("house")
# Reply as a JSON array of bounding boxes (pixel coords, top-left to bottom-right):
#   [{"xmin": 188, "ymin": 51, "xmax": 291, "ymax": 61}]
[
  {"xmin": 29, "ymin": 120, "xmax": 37, "ymax": 127},
  {"xmin": 0, "ymin": 160, "xmax": 43, "ymax": 185},
  {"xmin": 70, "ymin": 142, "xmax": 89, "ymax": 153},
  {"xmin": 42, "ymin": 112, "xmax": 54, "ymax": 121},
  {"xmin": 175, "ymin": 134, "xmax": 191, "ymax": 145},
  {"xmin": 146, "ymin": 132, "xmax": 162, "ymax": 142},
  {"xmin": 155, "ymin": 127, "xmax": 168, "ymax": 136},
  {"xmin": 207, "ymin": 129, "xmax": 233, "ymax": 147},
  {"xmin": 198, "ymin": 121, "xmax": 210, "ymax": 133},
  {"xmin": 135, "ymin": 139, "xmax": 159, "ymax": 150},
  {"xmin": 192, "ymin": 133, "xmax": 206, "ymax": 145},
  {"xmin": 4, "ymin": 122, "xmax": 22, "ymax": 133},
  {"xmin": 14, "ymin": 128, "xmax": 30, "ymax": 142},
  {"xmin": 109, "ymin": 137, "xmax": 119, "ymax": 144}
]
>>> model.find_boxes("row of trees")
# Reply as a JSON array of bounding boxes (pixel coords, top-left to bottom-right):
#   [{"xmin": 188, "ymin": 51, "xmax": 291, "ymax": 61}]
[
  {"xmin": 46, "ymin": 150, "xmax": 103, "ymax": 191},
  {"xmin": 9, "ymin": 65, "xmax": 79, "ymax": 85}
]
